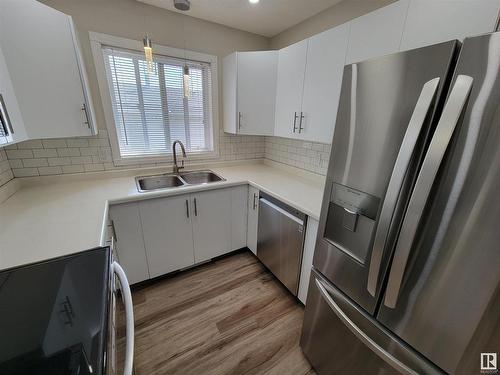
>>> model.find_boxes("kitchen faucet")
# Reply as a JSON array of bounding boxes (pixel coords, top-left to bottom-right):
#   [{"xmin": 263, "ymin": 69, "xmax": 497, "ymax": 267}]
[{"xmin": 172, "ymin": 140, "xmax": 187, "ymax": 174}]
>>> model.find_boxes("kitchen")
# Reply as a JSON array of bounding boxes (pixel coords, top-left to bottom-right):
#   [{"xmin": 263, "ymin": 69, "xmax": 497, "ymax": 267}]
[{"xmin": 0, "ymin": 0, "xmax": 499, "ymax": 374}]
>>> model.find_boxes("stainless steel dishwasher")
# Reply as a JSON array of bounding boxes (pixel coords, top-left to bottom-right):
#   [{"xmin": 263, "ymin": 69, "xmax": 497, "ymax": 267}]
[{"xmin": 257, "ymin": 192, "xmax": 307, "ymax": 296}]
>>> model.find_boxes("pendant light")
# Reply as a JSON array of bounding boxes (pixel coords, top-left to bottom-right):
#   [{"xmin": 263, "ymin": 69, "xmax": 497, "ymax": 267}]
[
  {"xmin": 143, "ymin": 35, "xmax": 154, "ymax": 73},
  {"xmin": 142, "ymin": 2, "xmax": 155, "ymax": 74},
  {"xmin": 183, "ymin": 64, "xmax": 191, "ymax": 98},
  {"xmin": 181, "ymin": 15, "xmax": 191, "ymax": 99}
]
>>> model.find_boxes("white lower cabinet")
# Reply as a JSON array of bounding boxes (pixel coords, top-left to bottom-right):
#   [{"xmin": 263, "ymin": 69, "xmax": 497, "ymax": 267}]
[
  {"xmin": 246, "ymin": 186, "xmax": 260, "ymax": 254},
  {"xmin": 298, "ymin": 217, "xmax": 319, "ymax": 304},
  {"xmin": 230, "ymin": 185, "xmax": 248, "ymax": 251},
  {"xmin": 139, "ymin": 195, "xmax": 195, "ymax": 278},
  {"xmin": 191, "ymin": 189, "xmax": 232, "ymax": 263},
  {"xmin": 108, "ymin": 202, "xmax": 150, "ymax": 285},
  {"xmin": 109, "ymin": 185, "xmax": 248, "ymax": 283}
]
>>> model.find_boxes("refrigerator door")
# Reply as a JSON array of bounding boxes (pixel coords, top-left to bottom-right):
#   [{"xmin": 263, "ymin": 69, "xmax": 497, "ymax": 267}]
[
  {"xmin": 301, "ymin": 269, "xmax": 443, "ymax": 375},
  {"xmin": 313, "ymin": 41, "xmax": 458, "ymax": 313},
  {"xmin": 378, "ymin": 32, "xmax": 500, "ymax": 375}
]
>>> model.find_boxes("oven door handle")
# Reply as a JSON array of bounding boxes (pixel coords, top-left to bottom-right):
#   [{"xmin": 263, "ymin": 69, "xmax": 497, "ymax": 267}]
[{"xmin": 112, "ymin": 261, "xmax": 134, "ymax": 375}]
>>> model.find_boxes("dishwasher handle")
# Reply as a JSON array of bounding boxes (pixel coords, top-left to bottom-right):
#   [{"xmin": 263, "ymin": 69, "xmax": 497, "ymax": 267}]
[{"xmin": 259, "ymin": 197, "xmax": 304, "ymax": 225}]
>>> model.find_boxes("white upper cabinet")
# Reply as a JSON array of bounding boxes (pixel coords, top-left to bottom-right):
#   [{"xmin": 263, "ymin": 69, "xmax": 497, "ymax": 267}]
[
  {"xmin": 346, "ymin": 0, "xmax": 410, "ymax": 64},
  {"xmin": 300, "ymin": 24, "xmax": 350, "ymax": 143},
  {"xmin": 0, "ymin": 0, "xmax": 96, "ymax": 140},
  {"xmin": 0, "ymin": 47, "xmax": 27, "ymax": 146},
  {"xmin": 274, "ymin": 39, "xmax": 309, "ymax": 139},
  {"xmin": 400, "ymin": 0, "xmax": 500, "ymax": 51},
  {"xmin": 223, "ymin": 51, "xmax": 277, "ymax": 136}
]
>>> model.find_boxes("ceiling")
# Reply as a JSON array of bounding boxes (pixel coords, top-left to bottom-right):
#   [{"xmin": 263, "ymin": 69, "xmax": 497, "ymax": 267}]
[{"xmin": 137, "ymin": 0, "xmax": 345, "ymax": 37}]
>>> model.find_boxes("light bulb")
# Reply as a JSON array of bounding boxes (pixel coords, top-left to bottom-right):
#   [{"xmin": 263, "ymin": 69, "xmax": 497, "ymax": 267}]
[
  {"xmin": 249, "ymin": 0, "xmax": 259, "ymax": 4},
  {"xmin": 143, "ymin": 36, "xmax": 154, "ymax": 73}
]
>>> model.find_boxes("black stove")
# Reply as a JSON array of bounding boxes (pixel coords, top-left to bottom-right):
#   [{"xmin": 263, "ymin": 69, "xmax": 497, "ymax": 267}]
[{"xmin": 0, "ymin": 247, "xmax": 111, "ymax": 375}]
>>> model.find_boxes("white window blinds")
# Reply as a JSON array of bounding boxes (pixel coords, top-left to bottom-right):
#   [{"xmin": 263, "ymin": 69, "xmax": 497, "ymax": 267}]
[{"xmin": 102, "ymin": 47, "xmax": 214, "ymax": 158}]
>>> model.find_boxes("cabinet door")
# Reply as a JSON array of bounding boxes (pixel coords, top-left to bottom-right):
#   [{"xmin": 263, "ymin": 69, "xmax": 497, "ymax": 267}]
[
  {"xmin": 400, "ymin": 0, "xmax": 500, "ymax": 51},
  {"xmin": 109, "ymin": 203, "xmax": 150, "ymax": 284},
  {"xmin": 0, "ymin": 0, "xmax": 95, "ymax": 139},
  {"xmin": 300, "ymin": 24, "xmax": 349, "ymax": 143},
  {"xmin": 274, "ymin": 40, "xmax": 308, "ymax": 139},
  {"xmin": 237, "ymin": 51, "xmax": 277, "ymax": 136},
  {"xmin": 0, "ymin": 47, "xmax": 27, "ymax": 145},
  {"xmin": 345, "ymin": 0, "xmax": 410, "ymax": 64},
  {"xmin": 230, "ymin": 185, "xmax": 248, "ymax": 250},
  {"xmin": 222, "ymin": 53, "xmax": 238, "ymax": 134},
  {"xmin": 191, "ymin": 189, "xmax": 232, "ymax": 263},
  {"xmin": 298, "ymin": 218, "xmax": 319, "ymax": 304},
  {"xmin": 139, "ymin": 196, "xmax": 195, "ymax": 278},
  {"xmin": 247, "ymin": 186, "xmax": 260, "ymax": 254}
]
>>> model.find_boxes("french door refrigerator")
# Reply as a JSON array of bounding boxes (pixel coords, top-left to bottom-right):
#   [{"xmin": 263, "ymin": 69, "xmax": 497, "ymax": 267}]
[{"xmin": 301, "ymin": 31, "xmax": 500, "ymax": 375}]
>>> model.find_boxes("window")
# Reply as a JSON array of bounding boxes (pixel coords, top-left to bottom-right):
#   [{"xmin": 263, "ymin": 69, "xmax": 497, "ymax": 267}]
[{"xmin": 101, "ymin": 46, "xmax": 215, "ymax": 160}]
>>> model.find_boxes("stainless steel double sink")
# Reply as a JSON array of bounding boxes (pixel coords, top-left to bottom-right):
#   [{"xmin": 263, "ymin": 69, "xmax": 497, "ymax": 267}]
[{"xmin": 136, "ymin": 170, "xmax": 225, "ymax": 192}]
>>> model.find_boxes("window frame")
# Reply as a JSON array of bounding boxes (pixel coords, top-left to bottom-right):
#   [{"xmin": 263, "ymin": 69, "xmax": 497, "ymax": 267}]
[{"xmin": 90, "ymin": 32, "xmax": 219, "ymax": 165}]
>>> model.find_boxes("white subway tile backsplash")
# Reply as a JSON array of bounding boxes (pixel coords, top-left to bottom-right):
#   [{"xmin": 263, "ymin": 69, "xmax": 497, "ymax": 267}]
[
  {"xmin": 62, "ymin": 165, "xmax": 85, "ymax": 174},
  {"xmin": 66, "ymin": 138, "xmax": 90, "ymax": 148},
  {"xmin": 6, "ymin": 149, "xmax": 34, "ymax": 159},
  {"xmin": 17, "ymin": 140, "xmax": 43, "ymax": 149},
  {"xmin": 37, "ymin": 166, "xmax": 62, "ymax": 175},
  {"xmin": 57, "ymin": 148, "xmax": 81, "ymax": 157},
  {"xmin": 13, "ymin": 168, "xmax": 39, "ymax": 177},
  {"xmin": 265, "ymin": 136, "xmax": 331, "ymax": 175},
  {"xmin": 8, "ymin": 159, "xmax": 23, "ymax": 169},
  {"xmin": 22, "ymin": 158, "xmax": 49, "ymax": 168},
  {"xmin": 42, "ymin": 139, "xmax": 67, "ymax": 149},
  {"xmin": 33, "ymin": 149, "xmax": 58, "ymax": 158},
  {"xmin": 3, "ymin": 124, "xmax": 328, "ymax": 178},
  {"xmin": 47, "ymin": 157, "xmax": 72, "ymax": 166}
]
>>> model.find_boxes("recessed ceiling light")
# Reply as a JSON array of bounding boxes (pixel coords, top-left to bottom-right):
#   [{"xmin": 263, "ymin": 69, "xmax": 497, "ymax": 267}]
[{"xmin": 249, "ymin": 0, "xmax": 260, "ymax": 4}]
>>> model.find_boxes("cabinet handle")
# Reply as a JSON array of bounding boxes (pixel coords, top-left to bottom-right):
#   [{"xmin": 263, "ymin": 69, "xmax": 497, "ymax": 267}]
[
  {"xmin": 299, "ymin": 112, "xmax": 305, "ymax": 133},
  {"xmin": 194, "ymin": 198, "xmax": 198, "ymax": 216},
  {"xmin": 293, "ymin": 112, "xmax": 299, "ymax": 133},
  {"xmin": 253, "ymin": 193, "xmax": 258, "ymax": 210},
  {"xmin": 111, "ymin": 219, "xmax": 118, "ymax": 241},
  {"xmin": 81, "ymin": 103, "xmax": 91, "ymax": 129},
  {"xmin": 185, "ymin": 199, "xmax": 190, "ymax": 218},
  {"xmin": 238, "ymin": 112, "xmax": 242, "ymax": 129}
]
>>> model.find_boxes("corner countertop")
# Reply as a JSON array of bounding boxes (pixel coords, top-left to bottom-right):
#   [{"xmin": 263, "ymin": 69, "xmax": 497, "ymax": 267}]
[{"xmin": 0, "ymin": 161, "xmax": 325, "ymax": 270}]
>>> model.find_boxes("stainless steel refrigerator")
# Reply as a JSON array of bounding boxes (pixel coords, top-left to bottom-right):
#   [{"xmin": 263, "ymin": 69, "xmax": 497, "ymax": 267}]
[{"xmin": 301, "ymin": 32, "xmax": 500, "ymax": 375}]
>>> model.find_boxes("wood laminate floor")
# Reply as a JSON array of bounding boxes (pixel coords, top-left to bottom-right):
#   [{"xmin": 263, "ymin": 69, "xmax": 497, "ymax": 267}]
[{"xmin": 127, "ymin": 251, "xmax": 315, "ymax": 375}]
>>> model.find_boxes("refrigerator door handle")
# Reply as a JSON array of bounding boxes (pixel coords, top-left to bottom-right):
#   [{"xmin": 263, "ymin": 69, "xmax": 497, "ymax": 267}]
[
  {"xmin": 315, "ymin": 278, "xmax": 418, "ymax": 375},
  {"xmin": 384, "ymin": 75, "xmax": 474, "ymax": 309},
  {"xmin": 367, "ymin": 78, "xmax": 441, "ymax": 296}
]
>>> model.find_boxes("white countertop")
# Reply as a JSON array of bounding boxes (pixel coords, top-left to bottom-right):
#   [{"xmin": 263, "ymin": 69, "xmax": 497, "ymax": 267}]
[{"xmin": 0, "ymin": 161, "xmax": 325, "ymax": 270}]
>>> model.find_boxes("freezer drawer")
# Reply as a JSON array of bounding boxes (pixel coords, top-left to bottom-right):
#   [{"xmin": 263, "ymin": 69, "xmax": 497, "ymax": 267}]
[
  {"xmin": 301, "ymin": 269, "xmax": 443, "ymax": 375},
  {"xmin": 257, "ymin": 193, "xmax": 306, "ymax": 295}
]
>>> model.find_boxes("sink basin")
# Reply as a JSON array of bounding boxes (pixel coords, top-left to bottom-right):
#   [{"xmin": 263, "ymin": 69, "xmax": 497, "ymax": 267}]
[
  {"xmin": 179, "ymin": 170, "xmax": 225, "ymax": 185},
  {"xmin": 136, "ymin": 174, "xmax": 185, "ymax": 192},
  {"xmin": 136, "ymin": 170, "xmax": 225, "ymax": 192}
]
